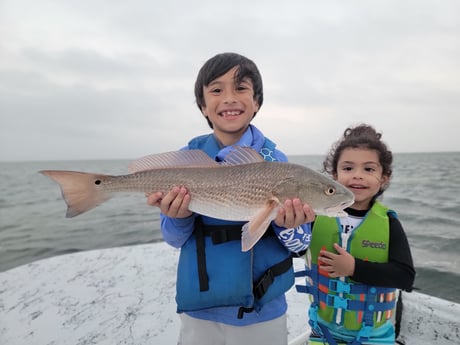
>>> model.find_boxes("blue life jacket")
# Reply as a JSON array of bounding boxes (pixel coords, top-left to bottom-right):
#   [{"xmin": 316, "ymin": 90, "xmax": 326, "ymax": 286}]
[{"xmin": 175, "ymin": 133, "xmax": 294, "ymax": 318}]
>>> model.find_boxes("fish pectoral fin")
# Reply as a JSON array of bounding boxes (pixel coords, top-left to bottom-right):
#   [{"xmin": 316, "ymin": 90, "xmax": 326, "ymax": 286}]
[{"xmin": 241, "ymin": 199, "xmax": 280, "ymax": 252}]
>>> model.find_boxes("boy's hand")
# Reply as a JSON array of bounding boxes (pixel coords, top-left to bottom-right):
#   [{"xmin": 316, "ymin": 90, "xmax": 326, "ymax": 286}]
[
  {"xmin": 274, "ymin": 198, "xmax": 315, "ymax": 228},
  {"xmin": 318, "ymin": 243, "xmax": 355, "ymax": 278},
  {"xmin": 146, "ymin": 186, "xmax": 192, "ymax": 218}
]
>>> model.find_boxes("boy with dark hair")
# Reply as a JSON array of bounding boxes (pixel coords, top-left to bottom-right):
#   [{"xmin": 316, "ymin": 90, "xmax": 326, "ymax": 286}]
[{"xmin": 148, "ymin": 52, "xmax": 315, "ymax": 345}]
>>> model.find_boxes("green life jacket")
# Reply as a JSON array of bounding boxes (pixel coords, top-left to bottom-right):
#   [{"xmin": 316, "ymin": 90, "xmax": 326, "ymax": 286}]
[{"xmin": 298, "ymin": 202, "xmax": 397, "ymax": 343}]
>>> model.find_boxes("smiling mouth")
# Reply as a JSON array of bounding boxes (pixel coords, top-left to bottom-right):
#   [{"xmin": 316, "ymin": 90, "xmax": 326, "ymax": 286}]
[
  {"xmin": 349, "ymin": 184, "xmax": 367, "ymax": 189},
  {"xmin": 220, "ymin": 110, "xmax": 243, "ymax": 117}
]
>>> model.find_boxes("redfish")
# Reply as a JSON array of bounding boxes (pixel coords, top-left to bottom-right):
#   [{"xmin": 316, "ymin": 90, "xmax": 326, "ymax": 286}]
[{"xmin": 41, "ymin": 146, "xmax": 354, "ymax": 251}]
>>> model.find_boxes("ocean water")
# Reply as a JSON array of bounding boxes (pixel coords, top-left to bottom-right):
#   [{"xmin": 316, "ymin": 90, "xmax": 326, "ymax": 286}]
[{"xmin": 0, "ymin": 152, "xmax": 459, "ymax": 304}]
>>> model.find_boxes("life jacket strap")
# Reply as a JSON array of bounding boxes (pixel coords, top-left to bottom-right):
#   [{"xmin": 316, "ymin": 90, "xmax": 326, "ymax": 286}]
[
  {"xmin": 194, "ymin": 216, "xmax": 292, "ymax": 316},
  {"xmin": 204, "ymin": 225, "xmax": 242, "ymax": 243},
  {"xmin": 295, "ymin": 269, "xmax": 307, "ymax": 277},
  {"xmin": 194, "ymin": 217, "xmax": 209, "ymax": 292},
  {"xmin": 237, "ymin": 255, "xmax": 291, "ymax": 319},
  {"xmin": 201, "ymin": 222, "xmax": 275, "ymax": 244},
  {"xmin": 318, "ymin": 293, "xmax": 396, "ymax": 312},
  {"xmin": 317, "ymin": 274, "xmax": 394, "ymax": 295},
  {"xmin": 253, "ymin": 256, "xmax": 292, "ymax": 299},
  {"xmin": 317, "ymin": 322, "xmax": 341, "ymax": 345},
  {"xmin": 237, "ymin": 306, "xmax": 254, "ymax": 319}
]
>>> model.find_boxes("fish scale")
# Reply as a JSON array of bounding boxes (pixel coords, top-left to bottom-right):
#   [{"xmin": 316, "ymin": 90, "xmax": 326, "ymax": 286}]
[
  {"xmin": 105, "ymin": 164, "xmax": 280, "ymax": 220},
  {"xmin": 40, "ymin": 147, "xmax": 354, "ymax": 251}
]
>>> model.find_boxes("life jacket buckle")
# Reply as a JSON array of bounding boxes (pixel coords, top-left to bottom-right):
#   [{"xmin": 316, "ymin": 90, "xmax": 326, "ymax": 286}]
[
  {"xmin": 327, "ymin": 295, "xmax": 348, "ymax": 309},
  {"xmin": 254, "ymin": 269, "xmax": 274, "ymax": 298},
  {"xmin": 329, "ymin": 280, "xmax": 351, "ymax": 294}
]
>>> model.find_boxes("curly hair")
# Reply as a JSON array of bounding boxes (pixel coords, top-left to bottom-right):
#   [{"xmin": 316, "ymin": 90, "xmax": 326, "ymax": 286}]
[{"xmin": 323, "ymin": 124, "xmax": 393, "ymax": 191}]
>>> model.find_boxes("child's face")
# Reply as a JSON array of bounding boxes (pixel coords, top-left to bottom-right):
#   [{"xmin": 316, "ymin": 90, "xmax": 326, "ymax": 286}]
[
  {"xmin": 335, "ymin": 148, "xmax": 388, "ymax": 210},
  {"xmin": 200, "ymin": 67, "xmax": 259, "ymax": 146}
]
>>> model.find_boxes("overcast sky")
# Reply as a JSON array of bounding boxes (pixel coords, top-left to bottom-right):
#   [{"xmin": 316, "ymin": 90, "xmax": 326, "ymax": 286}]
[{"xmin": 1, "ymin": 0, "xmax": 459, "ymax": 162}]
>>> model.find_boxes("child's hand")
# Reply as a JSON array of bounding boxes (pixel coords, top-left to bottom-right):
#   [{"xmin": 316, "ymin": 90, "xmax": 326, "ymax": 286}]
[
  {"xmin": 146, "ymin": 186, "xmax": 192, "ymax": 218},
  {"xmin": 318, "ymin": 243, "xmax": 355, "ymax": 278},
  {"xmin": 274, "ymin": 198, "xmax": 316, "ymax": 229}
]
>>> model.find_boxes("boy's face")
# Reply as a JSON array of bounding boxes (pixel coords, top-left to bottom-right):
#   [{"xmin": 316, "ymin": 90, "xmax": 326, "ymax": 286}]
[{"xmin": 200, "ymin": 67, "xmax": 259, "ymax": 146}]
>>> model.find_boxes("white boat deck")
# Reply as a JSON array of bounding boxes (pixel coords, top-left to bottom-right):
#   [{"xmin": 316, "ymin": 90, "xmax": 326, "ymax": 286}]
[{"xmin": 1, "ymin": 242, "xmax": 459, "ymax": 345}]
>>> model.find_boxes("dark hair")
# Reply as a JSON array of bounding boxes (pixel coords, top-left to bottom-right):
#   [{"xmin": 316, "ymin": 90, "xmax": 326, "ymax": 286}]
[
  {"xmin": 194, "ymin": 52, "xmax": 264, "ymax": 128},
  {"xmin": 323, "ymin": 124, "xmax": 393, "ymax": 192}
]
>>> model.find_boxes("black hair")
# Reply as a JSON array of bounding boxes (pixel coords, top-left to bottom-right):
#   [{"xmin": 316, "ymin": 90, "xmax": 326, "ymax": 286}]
[
  {"xmin": 323, "ymin": 124, "xmax": 393, "ymax": 192},
  {"xmin": 194, "ymin": 52, "xmax": 263, "ymax": 128}
]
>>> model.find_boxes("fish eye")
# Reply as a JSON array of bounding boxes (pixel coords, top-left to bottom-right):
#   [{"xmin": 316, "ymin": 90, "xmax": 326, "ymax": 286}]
[
  {"xmin": 94, "ymin": 180, "xmax": 101, "ymax": 185},
  {"xmin": 325, "ymin": 186, "xmax": 336, "ymax": 196}
]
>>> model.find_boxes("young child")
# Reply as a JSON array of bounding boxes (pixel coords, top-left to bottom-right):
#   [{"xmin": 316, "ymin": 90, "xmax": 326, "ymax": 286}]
[
  {"xmin": 297, "ymin": 124, "xmax": 415, "ymax": 345},
  {"xmin": 147, "ymin": 52, "xmax": 315, "ymax": 345}
]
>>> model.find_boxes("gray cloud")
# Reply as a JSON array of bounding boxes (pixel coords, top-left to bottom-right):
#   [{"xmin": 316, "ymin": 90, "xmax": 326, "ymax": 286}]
[{"xmin": 1, "ymin": 0, "xmax": 459, "ymax": 161}]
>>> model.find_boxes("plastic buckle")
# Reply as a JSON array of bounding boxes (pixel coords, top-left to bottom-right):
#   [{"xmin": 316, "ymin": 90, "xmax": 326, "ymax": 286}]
[
  {"xmin": 254, "ymin": 269, "xmax": 274, "ymax": 298},
  {"xmin": 327, "ymin": 295, "xmax": 348, "ymax": 309},
  {"xmin": 329, "ymin": 280, "xmax": 351, "ymax": 294}
]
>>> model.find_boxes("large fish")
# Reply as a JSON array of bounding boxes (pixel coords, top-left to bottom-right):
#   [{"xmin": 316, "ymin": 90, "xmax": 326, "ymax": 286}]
[{"xmin": 40, "ymin": 146, "xmax": 354, "ymax": 251}]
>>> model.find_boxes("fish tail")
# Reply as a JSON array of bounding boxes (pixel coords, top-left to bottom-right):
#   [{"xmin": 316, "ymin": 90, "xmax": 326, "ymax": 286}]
[{"xmin": 40, "ymin": 170, "xmax": 113, "ymax": 218}]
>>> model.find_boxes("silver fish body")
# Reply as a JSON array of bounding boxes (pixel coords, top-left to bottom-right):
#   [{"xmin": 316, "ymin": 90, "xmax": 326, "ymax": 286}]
[{"xmin": 41, "ymin": 147, "xmax": 354, "ymax": 251}]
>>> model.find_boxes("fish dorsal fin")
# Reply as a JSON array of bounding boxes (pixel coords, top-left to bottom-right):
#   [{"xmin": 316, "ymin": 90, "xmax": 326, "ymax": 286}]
[
  {"xmin": 129, "ymin": 150, "xmax": 218, "ymax": 173},
  {"xmin": 221, "ymin": 146, "xmax": 265, "ymax": 165}
]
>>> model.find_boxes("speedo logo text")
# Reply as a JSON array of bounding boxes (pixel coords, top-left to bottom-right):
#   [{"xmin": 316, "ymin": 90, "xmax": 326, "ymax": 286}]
[{"xmin": 361, "ymin": 240, "xmax": 387, "ymax": 249}]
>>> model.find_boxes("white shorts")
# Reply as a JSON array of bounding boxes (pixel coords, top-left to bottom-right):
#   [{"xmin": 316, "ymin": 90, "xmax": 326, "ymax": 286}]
[{"xmin": 177, "ymin": 313, "xmax": 288, "ymax": 345}]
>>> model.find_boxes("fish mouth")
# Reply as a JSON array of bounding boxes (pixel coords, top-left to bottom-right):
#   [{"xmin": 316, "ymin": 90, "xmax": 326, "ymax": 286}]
[{"xmin": 319, "ymin": 199, "xmax": 355, "ymax": 218}]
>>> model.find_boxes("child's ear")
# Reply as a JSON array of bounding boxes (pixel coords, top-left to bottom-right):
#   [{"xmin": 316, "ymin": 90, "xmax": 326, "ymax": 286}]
[
  {"xmin": 380, "ymin": 175, "xmax": 390, "ymax": 189},
  {"xmin": 200, "ymin": 104, "xmax": 208, "ymax": 116},
  {"xmin": 254, "ymin": 100, "xmax": 260, "ymax": 113}
]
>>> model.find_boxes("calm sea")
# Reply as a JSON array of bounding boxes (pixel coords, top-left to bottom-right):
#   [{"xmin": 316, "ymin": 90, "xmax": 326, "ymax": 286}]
[{"xmin": 0, "ymin": 152, "xmax": 459, "ymax": 303}]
